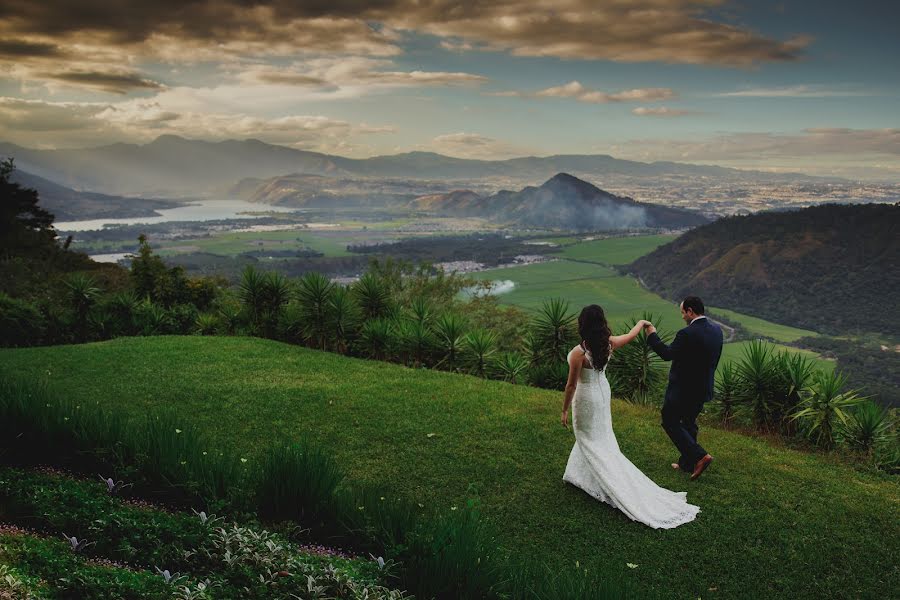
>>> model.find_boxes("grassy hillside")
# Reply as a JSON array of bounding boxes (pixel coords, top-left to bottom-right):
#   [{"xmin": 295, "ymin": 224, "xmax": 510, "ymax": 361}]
[
  {"xmin": 629, "ymin": 204, "xmax": 900, "ymax": 335},
  {"xmin": 710, "ymin": 306, "xmax": 820, "ymax": 343},
  {"xmin": 1, "ymin": 337, "xmax": 896, "ymax": 599}
]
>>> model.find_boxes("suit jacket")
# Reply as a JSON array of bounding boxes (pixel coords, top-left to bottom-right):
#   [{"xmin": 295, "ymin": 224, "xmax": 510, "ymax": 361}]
[{"xmin": 648, "ymin": 317, "xmax": 724, "ymax": 406}]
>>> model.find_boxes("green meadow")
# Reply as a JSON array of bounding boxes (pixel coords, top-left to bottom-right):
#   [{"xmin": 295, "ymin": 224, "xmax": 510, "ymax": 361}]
[
  {"xmin": 1, "ymin": 337, "xmax": 895, "ymax": 599},
  {"xmin": 554, "ymin": 234, "xmax": 679, "ymax": 265},
  {"xmin": 710, "ymin": 306, "xmax": 820, "ymax": 343}
]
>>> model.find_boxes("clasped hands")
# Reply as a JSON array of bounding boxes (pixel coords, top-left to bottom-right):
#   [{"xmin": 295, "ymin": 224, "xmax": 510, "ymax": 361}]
[{"xmin": 639, "ymin": 319, "xmax": 657, "ymax": 335}]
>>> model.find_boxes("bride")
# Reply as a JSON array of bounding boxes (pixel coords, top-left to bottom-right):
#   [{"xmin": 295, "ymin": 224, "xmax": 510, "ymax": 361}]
[{"xmin": 561, "ymin": 304, "xmax": 700, "ymax": 529}]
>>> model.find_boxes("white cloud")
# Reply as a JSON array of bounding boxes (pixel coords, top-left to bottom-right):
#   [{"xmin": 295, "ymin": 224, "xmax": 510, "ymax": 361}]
[
  {"xmin": 715, "ymin": 85, "xmax": 872, "ymax": 98},
  {"xmin": 500, "ymin": 81, "xmax": 676, "ymax": 104},
  {"xmin": 631, "ymin": 106, "xmax": 696, "ymax": 117}
]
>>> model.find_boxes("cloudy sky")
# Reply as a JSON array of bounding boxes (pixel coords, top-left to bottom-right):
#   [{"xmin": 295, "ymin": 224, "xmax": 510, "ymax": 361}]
[{"xmin": 0, "ymin": 0, "xmax": 897, "ymax": 179}]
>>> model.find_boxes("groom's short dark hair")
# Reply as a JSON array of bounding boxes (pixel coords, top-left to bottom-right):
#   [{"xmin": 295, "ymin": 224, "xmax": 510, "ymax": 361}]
[{"xmin": 682, "ymin": 296, "xmax": 705, "ymax": 315}]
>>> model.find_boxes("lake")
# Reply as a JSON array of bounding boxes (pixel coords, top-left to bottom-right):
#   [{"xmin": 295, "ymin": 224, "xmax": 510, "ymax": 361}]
[{"xmin": 55, "ymin": 200, "xmax": 296, "ymax": 232}]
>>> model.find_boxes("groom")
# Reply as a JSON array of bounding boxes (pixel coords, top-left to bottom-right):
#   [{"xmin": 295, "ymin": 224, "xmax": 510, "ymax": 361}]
[{"xmin": 645, "ymin": 296, "xmax": 723, "ymax": 480}]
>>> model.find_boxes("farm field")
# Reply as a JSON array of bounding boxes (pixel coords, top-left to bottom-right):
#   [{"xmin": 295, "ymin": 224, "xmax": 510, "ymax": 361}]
[
  {"xmin": 554, "ymin": 234, "xmax": 679, "ymax": 265},
  {"xmin": 710, "ymin": 306, "xmax": 821, "ymax": 342},
  {"xmin": 1, "ymin": 336, "xmax": 895, "ymax": 600}
]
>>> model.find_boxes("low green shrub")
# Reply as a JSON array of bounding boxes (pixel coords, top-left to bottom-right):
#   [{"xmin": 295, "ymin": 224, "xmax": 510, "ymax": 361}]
[{"xmin": 0, "ymin": 292, "xmax": 46, "ymax": 347}]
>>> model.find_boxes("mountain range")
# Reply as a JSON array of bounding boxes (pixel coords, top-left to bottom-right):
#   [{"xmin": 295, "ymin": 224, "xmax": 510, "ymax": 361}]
[
  {"xmin": 9, "ymin": 170, "xmax": 184, "ymax": 222},
  {"xmin": 0, "ymin": 135, "xmax": 837, "ymax": 198}
]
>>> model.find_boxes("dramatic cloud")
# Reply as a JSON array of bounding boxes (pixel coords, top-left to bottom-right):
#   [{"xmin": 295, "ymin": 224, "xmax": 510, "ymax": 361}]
[
  {"xmin": 631, "ymin": 106, "xmax": 696, "ymax": 117},
  {"xmin": 0, "ymin": 0, "xmax": 809, "ymax": 75},
  {"xmin": 36, "ymin": 70, "xmax": 165, "ymax": 94},
  {"xmin": 501, "ymin": 81, "xmax": 676, "ymax": 103},
  {"xmin": 428, "ymin": 132, "xmax": 533, "ymax": 159}
]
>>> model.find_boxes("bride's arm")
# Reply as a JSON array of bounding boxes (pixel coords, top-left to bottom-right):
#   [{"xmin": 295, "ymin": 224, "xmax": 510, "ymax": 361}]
[
  {"xmin": 561, "ymin": 348, "xmax": 584, "ymax": 429},
  {"xmin": 610, "ymin": 320, "xmax": 650, "ymax": 349}
]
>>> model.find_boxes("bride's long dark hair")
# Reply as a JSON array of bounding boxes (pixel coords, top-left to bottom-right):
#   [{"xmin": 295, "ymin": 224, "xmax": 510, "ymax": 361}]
[{"xmin": 578, "ymin": 304, "xmax": 612, "ymax": 371}]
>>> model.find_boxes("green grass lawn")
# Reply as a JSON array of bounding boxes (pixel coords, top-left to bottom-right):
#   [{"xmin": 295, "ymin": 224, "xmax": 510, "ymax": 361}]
[
  {"xmin": 554, "ymin": 234, "xmax": 678, "ymax": 265},
  {"xmin": 710, "ymin": 307, "xmax": 820, "ymax": 343},
  {"xmin": 1, "ymin": 337, "xmax": 896, "ymax": 599},
  {"xmin": 470, "ymin": 261, "xmax": 678, "ymax": 328}
]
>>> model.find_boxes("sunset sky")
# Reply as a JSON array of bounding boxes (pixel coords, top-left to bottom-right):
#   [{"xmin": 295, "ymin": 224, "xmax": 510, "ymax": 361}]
[{"xmin": 0, "ymin": 0, "xmax": 897, "ymax": 180}]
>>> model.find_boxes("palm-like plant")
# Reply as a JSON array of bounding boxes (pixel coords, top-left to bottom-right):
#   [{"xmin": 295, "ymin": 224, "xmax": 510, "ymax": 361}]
[
  {"xmin": 396, "ymin": 318, "xmax": 434, "ymax": 367},
  {"xmin": 791, "ymin": 370, "xmax": 866, "ymax": 449},
  {"xmin": 464, "ymin": 329, "xmax": 497, "ymax": 378},
  {"xmin": 607, "ymin": 313, "xmax": 667, "ymax": 405},
  {"xmin": 136, "ymin": 299, "xmax": 172, "ymax": 336},
  {"xmin": 433, "ymin": 313, "xmax": 468, "ymax": 372},
  {"xmin": 65, "ymin": 273, "xmax": 101, "ymax": 341},
  {"xmin": 407, "ymin": 296, "xmax": 434, "ymax": 326},
  {"xmin": 772, "ymin": 351, "xmax": 816, "ymax": 434},
  {"xmin": 712, "ymin": 361, "xmax": 739, "ymax": 427},
  {"xmin": 530, "ymin": 298, "xmax": 577, "ymax": 365},
  {"xmin": 194, "ymin": 313, "xmax": 220, "ymax": 336},
  {"xmin": 238, "ymin": 265, "xmax": 267, "ymax": 322},
  {"xmin": 107, "ymin": 290, "xmax": 140, "ymax": 336},
  {"xmin": 327, "ymin": 286, "xmax": 360, "ymax": 354},
  {"xmin": 494, "ymin": 352, "xmax": 529, "ymax": 384},
  {"xmin": 86, "ymin": 306, "xmax": 115, "ymax": 340},
  {"xmin": 352, "ymin": 273, "xmax": 392, "ymax": 320},
  {"xmin": 296, "ymin": 272, "xmax": 335, "ymax": 350},
  {"xmin": 734, "ymin": 340, "xmax": 782, "ymax": 430},
  {"xmin": 360, "ymin": 318, "xmax": 394, "ymax": 361},
  {"xmin": 838, "ymin": 400, "xmax": 892, "ymax": 456}
]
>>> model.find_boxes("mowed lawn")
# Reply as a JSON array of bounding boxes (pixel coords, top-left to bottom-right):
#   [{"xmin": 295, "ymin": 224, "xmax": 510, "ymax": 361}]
[
  {"xmin": 554, "ymin": 234, "xmax": 679, "ymax": 265},
  {"xmin": 1, "ymin": 337, "xmax": 896, "ymax": 599},
  {"xmin": 156, "ymin": 229, "xmax": 356, "ymax": 257}
]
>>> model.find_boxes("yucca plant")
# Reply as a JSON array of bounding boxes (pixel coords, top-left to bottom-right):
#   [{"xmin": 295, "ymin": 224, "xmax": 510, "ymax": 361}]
[
  {"xmin": 712, "ymin": 361, "xmax": 739, "ymax": 427},
  {"xmin": 107, "ymin": 290, "xmax": 141, "ymax": 336},
  {"xmin": 326, "ymin": 285, "xmax": 360, "ymax": 354},
  {"xmin": 86, "ymin": 306, "xmax": 116, "ymax": 340},
  {"xmin": 360, "ymin": 318, "xmax": 394, "ymax": 361},
  {"xmin": 839, "ymin": 400, "xmax": 892, "ymax": 456},
  {"xmin": 607, "ymin": 313, "xmax": 667, "ymax": 405},
  {"xmin": 194, "ymin": 313, "xmax": 220, "ymax": 336},
  {"xmin": 407, "ymin": 296, "xmax": 434, "ymax": 326},
  {"xmin": 237, "ymin": 265, "xmax": 267, "ymax": 324},
  {"xmin": 772, "ymin": 351, "xmax": 816, "ymax": 434},
  {"xmin": 530, "ymin": 298, "xmax": 577, "ymax": 365},
  {"xmin": 734, "ymin": 340, "xmax": 782, "ymax": 430},
  {"xmin": 135, "ymin": 299, "xmax": 172, "ymax": 336},
  {"xmin": 494, "ymin": 352, "xmax": 529, "ymax": 384},
  {"xmin": 527, "ymin": 360, "xmax": 570, "ymax": 391},
  {"xmin": 791, "ymin": 370, "xmax": 866, "ymax": 449},
  {"xmin": 396, "ymin": 318, "xmax": 435, "ymax": 367},
  {"xmin": 433, "ymin": 313, "xmax": 468, "ymax": 372},
  {"xmin": 216, "ymin": 300, "xmax": 243, "ymax": 336},
  {"xmin": 464, "ymin": 329, "xmax": 497, "ymax": 378},
  {"xmin": 65, "ymin": 273, "xmax": 102, "ymax": 342},
  {"xmin": 296, "ymin": 272, "xmax": 335, "ymax": 350},
  {"xmin": 352, "ymin": 272, "xmax": 392, "ymax": 320}
]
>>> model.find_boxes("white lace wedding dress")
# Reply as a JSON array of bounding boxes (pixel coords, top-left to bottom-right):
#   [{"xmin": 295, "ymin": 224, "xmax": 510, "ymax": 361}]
[{"xmin": 563, "ymin": 348, "xmax": 700, "ymax": 529}]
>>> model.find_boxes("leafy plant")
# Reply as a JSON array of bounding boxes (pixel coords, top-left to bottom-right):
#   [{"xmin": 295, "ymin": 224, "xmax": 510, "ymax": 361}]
[
  {"xmin": 712, "ymin": 361, "xmax": 739, "ymax": 427},
  {"xmin": 464, "ymin": 329, "xmax": 497, "ymax": 378},
  {"xmin": 494, "ymin": 352, "xmax": 529, "ymax": 384},
  {"xmin": 839, "ymin": 400, "xmax": 892, "ymax": 456},
  {"xmin": 734, "ymin": 340, "xmax": 782, "ymax": 430},
  {"xmin": 792, "ymin": 371, "xmax": 866, "ymax": 449},
  {"xmin": 360, "ymin": 318, "xmax": 394, "ymax": 361},
  {"xmin": 327, "ymin": 286, "xmax": 361, "ymax": 354},
  {"xmin": 296, "ymin": 272, "xmax": 335, "ymax": 350},
  {"xmin": 352, "ymin": 273, "xmax": 392, "ymax": 320},
  {"xmin": 530, "ymin": 298, "xmax": 577, "ymax": 365},
  {"xmin": 607, "ymin": 313, "xmax": 667, "ymax": 405},
  {"xmin": 432, "ymin": 313, "xmax": 468, "ymax": 372}
]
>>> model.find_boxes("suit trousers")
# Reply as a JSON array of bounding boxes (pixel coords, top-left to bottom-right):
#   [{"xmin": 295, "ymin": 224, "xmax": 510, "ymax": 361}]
[{"xmin": 661, "ymin": 394, "xmax": 707, "ymax": 471}]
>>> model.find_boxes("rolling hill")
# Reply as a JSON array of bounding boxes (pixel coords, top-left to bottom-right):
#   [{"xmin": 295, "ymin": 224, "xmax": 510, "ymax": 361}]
[
  {"xmin": 0, "ymin": 336, "xmax": 896, "ymax": 599},
  {"xmin": 9, "ymin": 170, "xmax": 185, "ymax": 221},
  {"xmin": 628, "ymin": 203, "xmax": 900, "ymax": 335},
  {"xmin": 1, "ymin": 135, "xmax": 835, "ymax": 197},
  {"xmin": 413, "ymin": 173, "xmax": 709, "ymax": 229}
]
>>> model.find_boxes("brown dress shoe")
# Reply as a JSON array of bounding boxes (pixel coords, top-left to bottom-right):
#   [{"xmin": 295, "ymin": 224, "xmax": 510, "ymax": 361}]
[{"xmin": 691, "ymin": 454, "xmax": 713, "ymax": 480}]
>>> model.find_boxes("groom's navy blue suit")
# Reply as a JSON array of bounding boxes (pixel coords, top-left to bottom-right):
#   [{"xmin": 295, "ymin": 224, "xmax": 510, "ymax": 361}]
[{"xmin": 648, "ymin": 317, "xmax": 723, "ymax": 472}]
